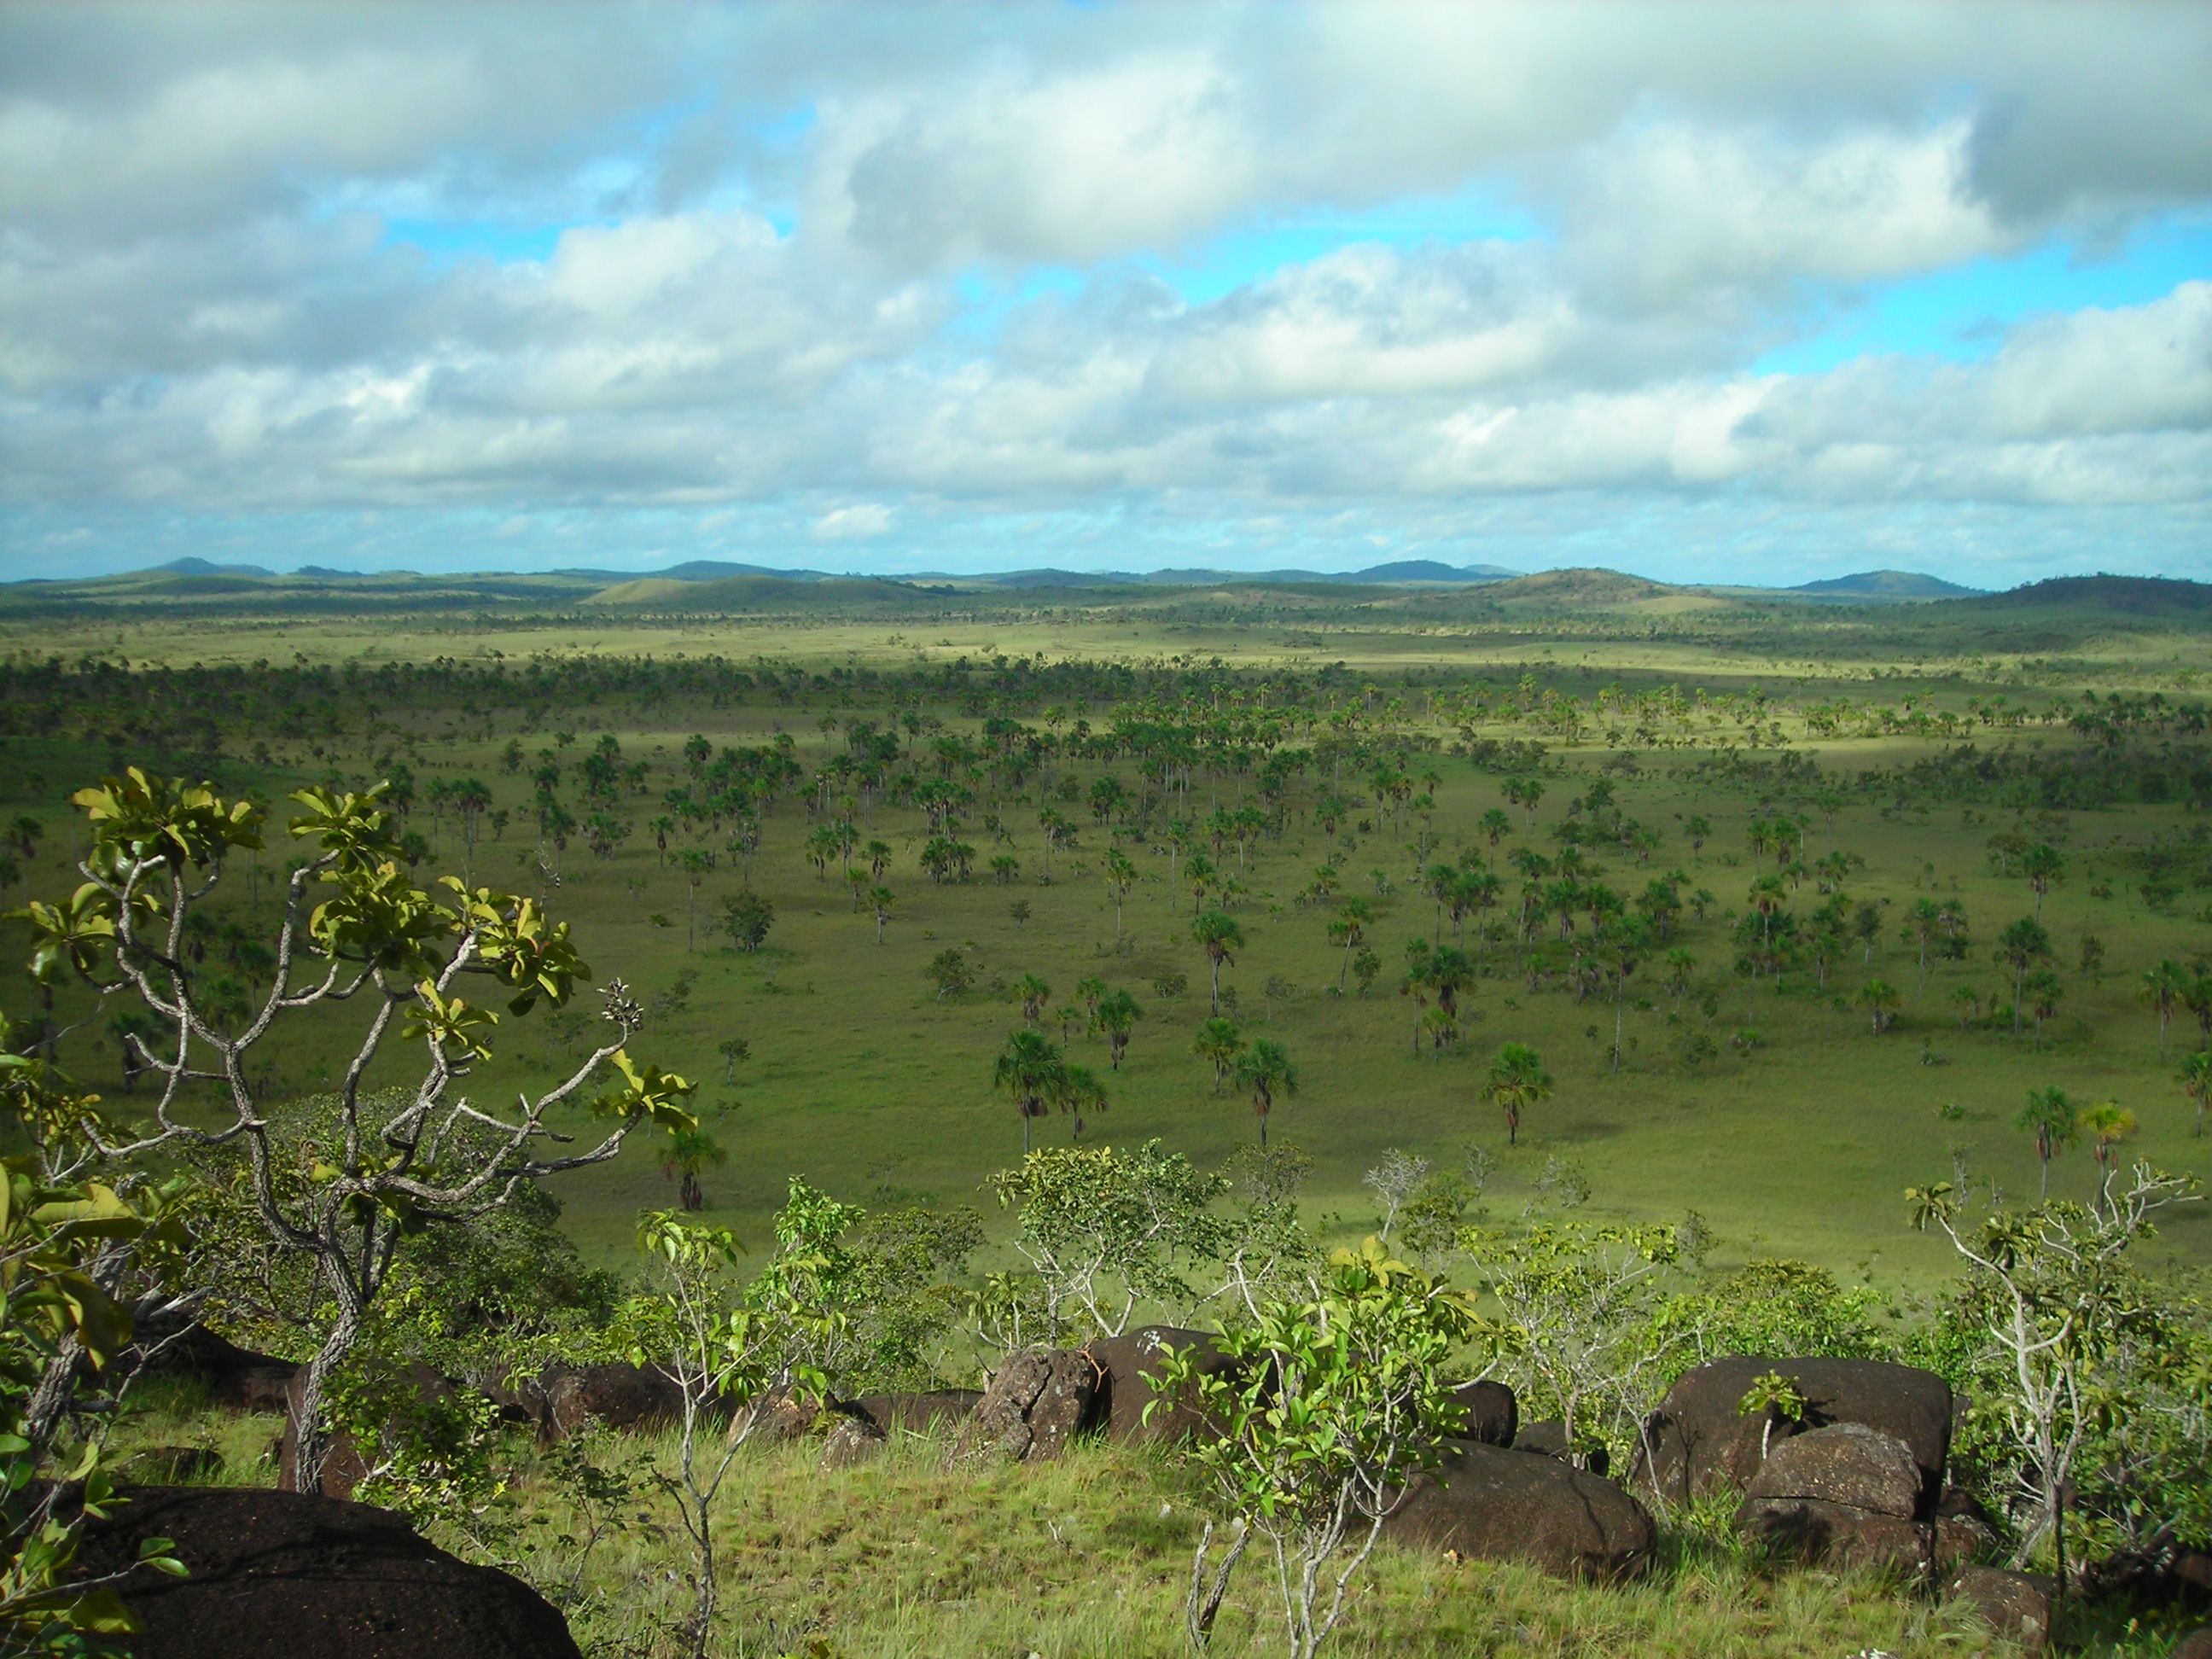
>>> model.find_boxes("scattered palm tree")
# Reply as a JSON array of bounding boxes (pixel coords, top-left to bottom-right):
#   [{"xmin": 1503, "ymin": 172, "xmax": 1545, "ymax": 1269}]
[
  {"xmin": 869, "ymin": 885, "xmax": 896, "ymax": 944},
  {"xmin": 1486, "ymin": 1042, "xmax": 1551, "ymax": 1148},
  {"xmin": 1191, "ymin": 1017, "xmax": 1244, "ymax": 1095},
  {"xmin": 1059, "ymin": 1063, "xmax": 1108, "ymax": 1139},
  {"xmin": 993, "ymin": 1027, "xmax": 1063, "ymax": 1155},
  {"xmin": 1234, "ymin": 1038, "xmax": 1298, "ymax": 1147},
  {"xmin": 660, "ymin": 1127, "xmax": 727, "ymax": 1212},
  {"xmin": 2014, "ymin": 1086, "xmax": 2078, "ymax": 1203},
  {"xmin": 1192, "ymin": 911, "xmax": 1243, "ymax": 1016},
  {"xmin": 1095, "ymin": 989, "xmax": 1143, "ymax": 1070},
  {"xmin": 2180, "ymin": 1050, "xmax": 2211, "ymax": 1140},
  {"xmin": 1859, "ymin": 979, "xmax": 1901, "ymax": 1035},
  {"xmin": 2078, "ymin": 1099, "xmax": 2135, "ymax": 1188},
  {"xmin": 1013, "ymin": 973, "xmax": 1053, "ymax": 1027}
]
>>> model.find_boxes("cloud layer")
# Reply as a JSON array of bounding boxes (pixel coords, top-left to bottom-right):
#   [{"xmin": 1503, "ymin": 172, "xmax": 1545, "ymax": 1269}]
[{"xmin": 2, "ymin": 2, "xmax": 2208, "ymax": 580}]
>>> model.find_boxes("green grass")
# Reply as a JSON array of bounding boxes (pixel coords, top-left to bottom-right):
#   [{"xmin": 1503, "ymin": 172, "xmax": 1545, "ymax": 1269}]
[
  {"xmin": 102, "ymin": 1394, "xmax": 2197, "ymax": 1659},
  {"xmin": 4, "ymin": 627, "xmax": 2208, "ymax": 1287}
]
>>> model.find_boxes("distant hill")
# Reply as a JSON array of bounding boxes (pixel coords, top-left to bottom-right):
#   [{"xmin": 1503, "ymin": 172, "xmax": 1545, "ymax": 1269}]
[
  {"xmin": 157, "ymin": 556, "xmax": 273, "ymax": 577},
  {"xmin": 1792, "ymin": 570, "xmax": 1984, "ymax": 599},
  {"xmin": 1480, "ymin": 568, "xmax": 1686, "ymax": 608},
  {"xmin": 1971, "ymin": 574, "xmax": 2211, "ymax": 615}
]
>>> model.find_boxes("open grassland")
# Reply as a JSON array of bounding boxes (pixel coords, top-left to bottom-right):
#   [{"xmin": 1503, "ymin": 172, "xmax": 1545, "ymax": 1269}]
[{"xmin": 3, "ymin": 585, "xmax": 2208, "ymax": 1290}]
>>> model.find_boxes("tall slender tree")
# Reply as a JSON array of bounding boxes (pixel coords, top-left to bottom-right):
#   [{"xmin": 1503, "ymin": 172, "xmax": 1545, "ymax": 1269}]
[
  {"xmin": 1192, "ymin": 910, "xmax": 1243, "ymax": 1016},
  {"xmin": 1485, "ymin": 1043, "xmax": 1551, "ymax": 1148},
  {"xmin": 1235, "ymin": 1039, "xmax": 1298, "ymax": 1147}
]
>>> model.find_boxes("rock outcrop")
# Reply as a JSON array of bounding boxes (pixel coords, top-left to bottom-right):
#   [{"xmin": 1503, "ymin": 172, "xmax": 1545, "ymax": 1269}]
[
  {"xmin": 1637, "ymin": 1356, "xmax": 1952, "ymax": 1507},
  {"xmin": 1082, "ymin": 1325, "xmax": 1243, "ymax": 1447},
  {"xmin": 952, "ymin": 1348, "xmax": 1102, "ymax": 1463},
  {"xmin": 1386, "ymin": 1441, "xmax": 1655, "ymax": 1582},
  {"xmin": 1735, "ymin": 1423, "xmax": 1935, "ymax": 1576},
  {"xmin": 1447, "ymin": 1378, "xmax": 1518, "ymax": 1448},
  {"xmin": 79, "ymin": 1486, "xmax": 580, "ymax": 1659},
  {"xmin": 1945, "ymin": 1564, "xmax": 2055, "ymax": 1656}
]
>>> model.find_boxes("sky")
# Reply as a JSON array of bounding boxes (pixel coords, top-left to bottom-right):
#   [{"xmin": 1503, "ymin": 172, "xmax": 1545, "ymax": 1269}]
[{"xmin": 1, "ymin": 3, "xmax": 2209, "ymax": 588}]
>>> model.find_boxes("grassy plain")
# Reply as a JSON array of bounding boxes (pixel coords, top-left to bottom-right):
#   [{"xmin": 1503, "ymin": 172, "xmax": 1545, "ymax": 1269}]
[{"xmin": 3, "ymin": 574, "xmax": 2208, "ymax": 1288}]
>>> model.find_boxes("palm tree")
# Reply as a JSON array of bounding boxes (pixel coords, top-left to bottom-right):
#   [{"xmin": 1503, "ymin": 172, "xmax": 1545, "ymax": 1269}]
[
  {"xmin": 869, "ymin": 885, "xmax": 895, "ymax": 944},
  {"xmin": 2180, "ymin": 1050, "xmax": 2211, "ymax": 1139},
  {"xmin": 1486, "ymin": 1043, "xmax": 1551, "ymax": 1148},
  {"xmin": 1191, "ymin": 1017, "xmax": 1244, "ymax": 1095},
  {"xmin": 2078, "ymin": 1099, "xmax": 2135, "ymax": 1188},
  {"xmin": 1013, "ymin": 973, "xmax": 1053, "ymax": 1027},
  {"xmin": 993, "ymin": 1028, "xmax": 1065, "ymax": 1155},
  {"xmin": 1058, "ymin": 1063, "xmax": 1108, "ymax": 1139},
  {"xmin": 1192, "ymin": 911, "xmax": 1243, "ymax": 1016},
  {"xmin": 1329, "ymin": 898, "xmax": 1371, "ymax": 991},
  {"xmin": 1103, "ymin": 848, "xmax": 1138, "ymax": 946},
  {"xmin": 678, "ymin": 849, "xmax": 711, "ymax": 952},
  {"xmin": 1995, "ymin": 917, "xmax": 2053, "ymax": 1036},
  {"xmin": 1859, "ymin": 979, "xmax": 1901, "ymax": 1035},
  {"xmin": 1235, "ymin": 1039, "xmax": 1298, "ymax": 1147},
  {"xmin": 660, "ymin": 1127, "xmax": 727, "ymax": 1212},
  {"xmin": 1902, "ymin": 898, "xmax": 1942, "ymax": 996},
  {"xmin": 2020, "ymin": 843, "xmax": 2064, "ymax": 917},
  {"xmin": 2141, "ymin": 960, "xmax": 2186, "ymax": 1061},
  {"xmin": 1095, "ymin": 989, "xmax": 1143, "ymax": 1070},
  {"xmin": 2014, "ymin": 1086, "xmax": 2078, "ymax": 1202}
]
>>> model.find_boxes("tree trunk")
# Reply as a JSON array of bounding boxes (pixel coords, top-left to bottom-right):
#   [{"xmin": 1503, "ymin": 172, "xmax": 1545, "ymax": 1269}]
[{"xmin": 287, "ymin": 1307, "xmax": 362, "ymax": 1495}]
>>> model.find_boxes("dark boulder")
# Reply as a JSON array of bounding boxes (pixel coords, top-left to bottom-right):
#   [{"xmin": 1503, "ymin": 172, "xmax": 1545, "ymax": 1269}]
[
  {"xmin": 490, "ymin": 1362, "xmax": 686, "ymax": 1440},
  {"xmin": 1735, "ymin": 1497, "xmax": 1933, "ymax": 1578},
  {"xmin": 1082, "ymin": 1326, "xmax": 1243, "ymax": 1447},
  {"xmin": 2171, "ymin": 1631, "xmax": 2212, "ymax": 1659},
  {"xmin": 1946, "ymin": 1564, "xmax": 2054, "ymax": 1656},
  {"xmin": 819, "ymin": 1413, "xmax": 888, "ymax": 1469},
  {"xmin": 1513, "ymin": 1417, "xmax": 1569, "ymax": 1459},
  {"xmin": 1447, "ymin": 1378, "xmax": 1517, "ymax": 1448},
  {"xmin": 1511, "ymin": 1417, "xmax": 1607, "ymax": 1475},
  {"xmin": 1931, "ymin": 1487, "xmax": 2000, "ymax": 1573},
  {"xmin": 1743, "ymin": 1423, "xmax": 1924, "ymax": 1519},
  {"xmin": 1636, "ymin": 1357, "xmax": 1952, "ymax": 1508},
  {"xmin": 1385, "ymin": 1441, "xmax": 1654, "ymax": 1582},
  {"xmin": 127, "ymin": 1312, "xmax": 299, "ymax": 1411},
  {"xmin": 953, "ymin": 1348, "xmax": 1101, "ymax": 1463},
  {"xmin": 77, "ymin": 1486, "xmax": 580, "ymax": 1659},
  {"xmin": 850, "ymin": 1390, "xmax": 983, "ymax": 1435}
]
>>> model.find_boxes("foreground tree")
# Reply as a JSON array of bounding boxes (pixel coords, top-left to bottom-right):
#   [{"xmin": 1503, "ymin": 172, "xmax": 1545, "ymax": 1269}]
[
  {"xmin": 15, "ymin": 771, "xmax": 698, "ymax": 1492},
  {"xmin": 987, "ymin": 1140, "xmax": 1230, "ymax": 1339},
  {"xmin": 1152, "ymin": 1241, "xmax": 1477, "ymax": 1658},
  {"xmin": 1912, "ymin": 1165, "xmax": 2199, "ymax": 1596}
]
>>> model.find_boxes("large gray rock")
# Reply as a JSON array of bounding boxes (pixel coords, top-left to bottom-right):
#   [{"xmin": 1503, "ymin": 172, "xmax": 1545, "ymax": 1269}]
[
  {"xmin": 1637, "ymin": 1357, "xmax": 1952, "ymax": 1508},
  {"xmin": 1386, "ymin": 1441, "xmax": 1655, "ymax": 1582},
  {"xmin": 2170, "ymin": 1630, "xmax": 2212, "ymax": 1659},
  {"xmin": 1946, "ymin": 1564, "xmax": 2055, "ymax": 1656},
  {"xmin": 1083, "ymin": 1326, "xmax": 1243, "ymax": 1447},
  {"xmin": 1743, "ymin": 1423, "xmax": 1924, "ymax": 1519},
  {"xmin": 78, "ymin": 1486, "xmax": 580, "ymax": 1659},
  {"xmin": 952, "ymin": 1348, "xmax": 1101, "ymax": 1463}
]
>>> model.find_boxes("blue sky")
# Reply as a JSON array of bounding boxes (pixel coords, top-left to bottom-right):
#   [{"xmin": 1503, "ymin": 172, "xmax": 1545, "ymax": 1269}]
[{"xmin": 2, "ymin": 3, "xmax": 2208, "ymax": 587}]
